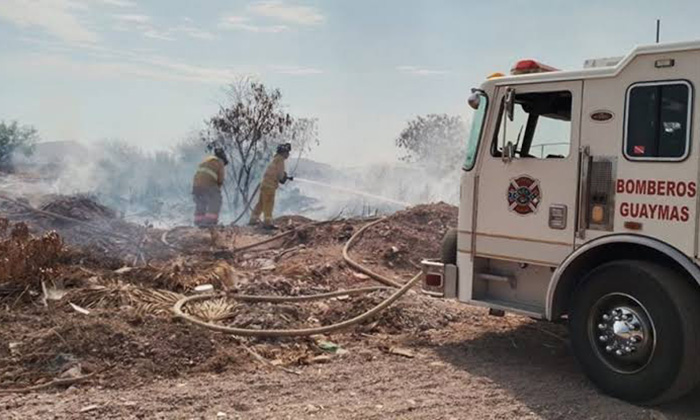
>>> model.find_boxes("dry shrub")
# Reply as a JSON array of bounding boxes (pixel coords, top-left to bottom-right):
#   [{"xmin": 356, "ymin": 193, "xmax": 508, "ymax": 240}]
[{"xmin": 0, "ymin": 219, "xmax": 64, "ymax": 287}]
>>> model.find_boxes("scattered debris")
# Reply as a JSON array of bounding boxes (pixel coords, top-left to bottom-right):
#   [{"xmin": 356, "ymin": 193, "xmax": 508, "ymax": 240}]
[
  {"xmin": 309, "ymin": 355, "xmax": 332, "ymax": 364},
  {"xmin": 194, "ymin": 284, "xmax": 215, "ymax": 294},
  {"xmin": 0, "ymin": 195, "xmax": 461, "ymax": 390},
  {"xmin": 386, "ymin": 347, "xmax": 416, "ymax": 358},
  {"xmin": 79, "ymin": 404, "xmax": 100, "ymax": 413},
  {"xmin": 352, "ymin": 272, "xmax": 370, "ymax": 280},
  {"xmin": 68, "ymin": 302, "xmax": 91, "ymax": 315},
  {"xmin": 316, "ymin": 340, "xmax": 340, "ymax": 353}
]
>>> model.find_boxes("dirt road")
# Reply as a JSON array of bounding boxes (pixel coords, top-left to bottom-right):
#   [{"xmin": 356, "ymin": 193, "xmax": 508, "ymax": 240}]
[{"xmin": 3, "ymin": 307, "xmax": 699, "ymax": 419}]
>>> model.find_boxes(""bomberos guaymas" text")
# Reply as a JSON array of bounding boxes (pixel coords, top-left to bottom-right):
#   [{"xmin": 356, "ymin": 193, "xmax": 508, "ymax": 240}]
[{"xmin": 616, "ymin": 179, "xmax": 696, "ymax": 222}]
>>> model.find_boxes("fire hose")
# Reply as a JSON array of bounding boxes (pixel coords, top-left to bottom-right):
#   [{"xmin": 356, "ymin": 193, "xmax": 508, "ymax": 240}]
[
  {"xmin": 228, "ymin": 182, "xmax": 261, "ymax": 227},
  {"xmin": 172, "ymin": 218, "xmax": 422, "ymax": 337}
]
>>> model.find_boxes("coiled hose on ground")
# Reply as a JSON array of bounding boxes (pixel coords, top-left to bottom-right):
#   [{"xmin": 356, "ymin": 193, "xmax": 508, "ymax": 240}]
[{"xmin": 172, "ymin": 217, "xmax": 422, "ymax": 337}]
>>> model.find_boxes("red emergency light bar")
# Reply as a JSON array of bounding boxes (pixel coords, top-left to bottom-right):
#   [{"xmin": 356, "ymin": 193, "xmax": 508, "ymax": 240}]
[{"xmin": 510, "ymin": 59, "xmax": 559, "ymax": 75}]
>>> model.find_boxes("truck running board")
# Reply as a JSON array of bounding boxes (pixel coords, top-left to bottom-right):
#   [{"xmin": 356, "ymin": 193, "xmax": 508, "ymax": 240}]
[{"xmin": 469, "ymin": 297, "xmax": 544, "ymax": 319}]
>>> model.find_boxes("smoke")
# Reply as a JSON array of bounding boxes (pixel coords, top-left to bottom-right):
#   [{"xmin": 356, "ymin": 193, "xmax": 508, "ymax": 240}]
[
  {"xmin": 5, "ymin": 133, "xmax": 462, "ymax": 227},
  {"xmin": 5, "ymin": 140, "xmax": 201, "ymax": 227}
]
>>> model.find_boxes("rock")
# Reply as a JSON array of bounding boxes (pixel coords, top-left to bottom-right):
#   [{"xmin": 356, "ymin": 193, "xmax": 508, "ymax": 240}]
[{"xmin": 8, "ymin": 342, "xmax": 20, "ymax": 356}]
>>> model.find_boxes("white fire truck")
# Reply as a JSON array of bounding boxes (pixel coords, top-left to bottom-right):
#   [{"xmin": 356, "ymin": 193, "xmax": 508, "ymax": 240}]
[{"xmin": 423, "ymin": 40, "xmax": 700, "ymax": 404}]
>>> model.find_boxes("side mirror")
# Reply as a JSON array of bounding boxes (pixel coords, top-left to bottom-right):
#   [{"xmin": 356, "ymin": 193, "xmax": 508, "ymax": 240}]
[
  {"xmin": 467, "ymin": 92, "xmax": 481, "ymax": 110},
  {"xmin": 504, "ymin": 88, "xmax": 515, "ymax": 122},
  {"xmin": 503, "ymin": 141, "xmax": 515, "ymax": 163}
]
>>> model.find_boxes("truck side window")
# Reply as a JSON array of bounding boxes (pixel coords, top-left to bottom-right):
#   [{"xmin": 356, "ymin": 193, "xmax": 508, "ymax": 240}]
[
  {"xmin": 491, "ymin": 91, "xmax": 572, "ymax": 159},
  {"xmin": 625, "ymin": 81, "xmax": 692, "ymax": 160}
]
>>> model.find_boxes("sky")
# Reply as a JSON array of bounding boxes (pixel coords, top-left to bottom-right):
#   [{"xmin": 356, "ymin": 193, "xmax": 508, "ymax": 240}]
[{"xmin": 1, "ymin": 0, "xmax": 700, "ymax": 166}]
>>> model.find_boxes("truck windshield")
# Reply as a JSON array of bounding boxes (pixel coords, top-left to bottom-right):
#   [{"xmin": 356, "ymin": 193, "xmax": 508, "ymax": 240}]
[{"xmin": 464, "ymin": 92, "xmax": 488, "ymax": 170}]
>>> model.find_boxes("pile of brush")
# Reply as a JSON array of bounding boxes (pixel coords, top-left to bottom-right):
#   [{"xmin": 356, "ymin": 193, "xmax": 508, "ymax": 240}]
[{"xmin": 39, "ymin": 194, "xmax": 116, "ymax": 222}]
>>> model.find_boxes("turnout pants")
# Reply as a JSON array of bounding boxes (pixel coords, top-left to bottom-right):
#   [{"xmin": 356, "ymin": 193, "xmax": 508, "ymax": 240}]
[
  {"xmin": 250, "ymin": 186, "xmax": 276, "ymax": 225},
  {"xmin": 193, "ymin": 186, "xmax": 222, "ymax": 227}
]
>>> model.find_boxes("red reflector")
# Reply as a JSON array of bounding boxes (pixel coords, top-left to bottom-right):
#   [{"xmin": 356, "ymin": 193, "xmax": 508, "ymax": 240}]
[
  {"xmin": 624, "ymin": 221, "xmax": 643, "ymax": 231},
  {"xmin": 425, "ymin": 273, "xmax": 443, "ymax": 287},
  {"xmin": 511, "ymin": 59, "xmax": 559, "ymax": 75}
]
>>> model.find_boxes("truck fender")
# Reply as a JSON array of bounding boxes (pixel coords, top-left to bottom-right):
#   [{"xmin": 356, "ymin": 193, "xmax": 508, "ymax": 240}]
[{"xmin": 546, "ymin": 234, "xmax": 700, "ymax": 320}]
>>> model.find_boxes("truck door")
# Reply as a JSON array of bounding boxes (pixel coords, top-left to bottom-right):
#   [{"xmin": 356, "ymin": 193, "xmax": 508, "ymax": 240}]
[{"xmin": 475, "ymin": 81, "xmax": 582, "ymax": 266}]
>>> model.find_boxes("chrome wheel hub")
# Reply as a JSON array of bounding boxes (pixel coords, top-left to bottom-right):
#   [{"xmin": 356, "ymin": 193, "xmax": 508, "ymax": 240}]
[{"xmin": 589, "ymin": 293, "xmax": 656, "ymax": 374}]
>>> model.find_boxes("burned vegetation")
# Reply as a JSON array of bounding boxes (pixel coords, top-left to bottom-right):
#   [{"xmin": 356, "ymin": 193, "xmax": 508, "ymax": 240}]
[{"xmin": 0, "ymin": 193, "xmax": 463, "ymax": 391}]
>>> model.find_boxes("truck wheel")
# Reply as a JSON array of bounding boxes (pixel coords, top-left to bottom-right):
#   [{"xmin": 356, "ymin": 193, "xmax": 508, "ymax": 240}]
[
  {"xmin": 440, "ymin": 229, "xmax": 457, "ymax": 265},
  {"xmin": 570, "ymin": 260, "xmax": 700, "ymax": 404}
]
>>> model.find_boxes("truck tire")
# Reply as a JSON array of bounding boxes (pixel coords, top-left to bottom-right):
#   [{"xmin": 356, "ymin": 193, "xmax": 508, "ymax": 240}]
[
  {"xmin": 440, "ymin": 229, "xmax": 457, "ymax": 265},
  {"xmin": 569, "ymin": 260, "xmax": 700, "ymax": 404}
]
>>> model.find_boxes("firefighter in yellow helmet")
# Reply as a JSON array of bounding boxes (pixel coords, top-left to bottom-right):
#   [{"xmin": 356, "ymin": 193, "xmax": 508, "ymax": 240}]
[
  {"xmin": 249, "ymin": 143, "xmax": 293, "ymax": 229},
  {"xmin": 192, "ymin": 147, "xmax": 228, "ymax": 227}
]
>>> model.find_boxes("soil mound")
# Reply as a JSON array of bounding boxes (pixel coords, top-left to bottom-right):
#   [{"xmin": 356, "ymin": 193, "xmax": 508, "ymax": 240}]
[
  {"xmin": 40, "ymin": 195, "xmax": 116, "ymax": 222},
  {"xmin": 355, "ymin": 203, "xmax": 457, "ymax": 271}
]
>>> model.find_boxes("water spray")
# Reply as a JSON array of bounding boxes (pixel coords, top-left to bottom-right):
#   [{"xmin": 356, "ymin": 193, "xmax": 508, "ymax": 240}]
[{"xmin": 292, "ymin": 177, "xmax": 412, "ymax": 207}]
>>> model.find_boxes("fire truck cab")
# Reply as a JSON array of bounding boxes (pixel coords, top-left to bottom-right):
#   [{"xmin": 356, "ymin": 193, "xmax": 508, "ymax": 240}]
[{"xmin": 423, "ymin": 41, "xmax": 700, "ymax": 404}]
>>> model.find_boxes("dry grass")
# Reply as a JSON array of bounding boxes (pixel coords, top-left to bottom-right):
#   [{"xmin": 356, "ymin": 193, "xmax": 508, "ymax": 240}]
[
  {"xmin": 185, "ymin": 298, "xmax": 237, "ymax": 322},
  {"xmin": 66, "ymin": 278, "xmax": 184, "ymax": 315}
]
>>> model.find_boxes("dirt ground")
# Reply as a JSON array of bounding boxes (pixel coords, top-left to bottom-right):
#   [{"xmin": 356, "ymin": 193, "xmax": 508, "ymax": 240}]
[
  {"xmin": 1, "ymin": 198, "xmax": 699, "ymax": 419},
  {"xmin": 3, "ymin": 310, "xmax": 699, "ymax": 419}
]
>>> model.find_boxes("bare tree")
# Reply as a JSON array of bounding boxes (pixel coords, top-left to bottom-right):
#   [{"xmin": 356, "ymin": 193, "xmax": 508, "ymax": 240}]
[
  {"xmin": 202, "ymin": 80, "xmax": 292, "ymax": 209},
  {"xmin": 202, "ymin": 80, "xmax": 321, "ymax": 218}
]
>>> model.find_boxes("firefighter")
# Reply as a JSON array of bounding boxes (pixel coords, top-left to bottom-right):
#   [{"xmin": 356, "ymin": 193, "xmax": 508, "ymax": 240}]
[
  {"xmin": 192, "ymin": 147, "xmax": 228, "ymax": 227},
  {"xmin": 249, "ymin": 143, "xmax": 293, "ymax": 228}
]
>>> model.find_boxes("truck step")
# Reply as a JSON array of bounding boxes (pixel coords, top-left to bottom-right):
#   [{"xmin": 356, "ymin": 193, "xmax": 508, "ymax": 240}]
[{"xmin": 470, "ymin": 297, "xmax": 544, "ymax": 319}]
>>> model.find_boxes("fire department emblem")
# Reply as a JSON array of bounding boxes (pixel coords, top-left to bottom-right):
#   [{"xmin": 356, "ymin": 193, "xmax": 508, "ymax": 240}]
[{"xmin": 507, "ymin": 175, "xmax": 541, "ymax": 215}]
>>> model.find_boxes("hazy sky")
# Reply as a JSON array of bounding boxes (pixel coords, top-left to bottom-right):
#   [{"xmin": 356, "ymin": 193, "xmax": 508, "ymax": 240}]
[{"xmin": 1, "ymin": 0, "xmax": 700, "ymax": 165}]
